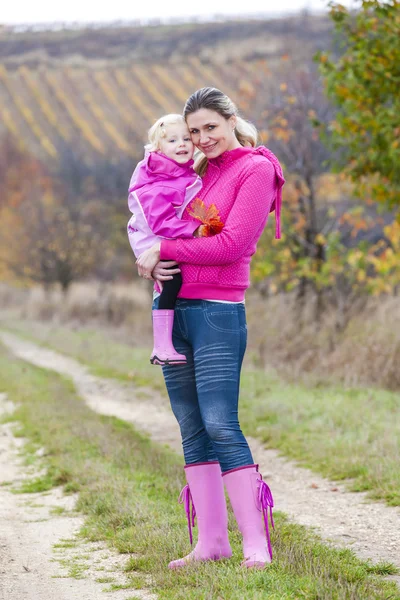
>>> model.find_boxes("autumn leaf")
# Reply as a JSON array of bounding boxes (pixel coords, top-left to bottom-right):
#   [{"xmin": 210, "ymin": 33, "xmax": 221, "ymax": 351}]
[{"xmin": 187, "ymin": 198, "xmax": 224, "ymax": 236}]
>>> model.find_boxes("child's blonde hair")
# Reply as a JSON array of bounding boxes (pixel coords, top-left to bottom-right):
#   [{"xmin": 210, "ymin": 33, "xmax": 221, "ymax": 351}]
[{"xmin": 145, "ymin": 114, "xmax": 187, "ymax": 153}]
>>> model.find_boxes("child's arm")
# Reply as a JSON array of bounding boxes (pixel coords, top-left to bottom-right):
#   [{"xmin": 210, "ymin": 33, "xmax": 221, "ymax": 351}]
[{"xmin": 136, "ymin": 186, "xmax": 199, "ymax": 239}]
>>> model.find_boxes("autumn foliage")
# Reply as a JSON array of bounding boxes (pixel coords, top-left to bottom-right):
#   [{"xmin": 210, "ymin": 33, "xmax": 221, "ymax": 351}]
[
  {"xmin": 316, "ymin": 0, "xmax": 400, "ymax": 212},
  {"xmin": 0, "ymin": 138, "xmax": 120, "ymax": 290}
]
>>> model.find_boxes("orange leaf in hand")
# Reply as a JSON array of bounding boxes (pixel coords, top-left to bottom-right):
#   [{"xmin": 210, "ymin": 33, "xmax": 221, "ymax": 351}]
[
  {"xmin": 187, "ymin": 198, "xmax": 208, "ymax": 223},
  {"xmin": 188, "ymin": 198, "xmax": 224, "ymax": 236}
]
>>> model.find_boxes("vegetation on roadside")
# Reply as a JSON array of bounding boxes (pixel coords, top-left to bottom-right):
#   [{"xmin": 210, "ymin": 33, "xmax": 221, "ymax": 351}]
[
  {"xmin": 0, "ymin": 343, "xmax": 398, "ymax": 600},
  {"xmin": 317, "ymin": 0, "xmax": 400, "ymax": 212},
  {"xmin": 2, "ymin": 318, "xmax": 399, "ymax": 507}
]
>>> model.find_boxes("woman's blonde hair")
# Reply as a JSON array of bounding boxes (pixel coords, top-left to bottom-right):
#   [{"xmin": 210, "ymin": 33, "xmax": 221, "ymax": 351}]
[
  {"xmin": 145, "ymin": 114, "xmax": 187, "ymax": 153},
  {"xmin": 183, "ymin": 87, "xmax": 259, "ymax": 176}
]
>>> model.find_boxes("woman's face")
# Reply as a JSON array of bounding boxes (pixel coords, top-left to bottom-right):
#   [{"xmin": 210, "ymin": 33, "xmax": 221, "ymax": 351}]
[{"xmin": 186, "ymin": 109, "xmax": 239, "ymax": 159}]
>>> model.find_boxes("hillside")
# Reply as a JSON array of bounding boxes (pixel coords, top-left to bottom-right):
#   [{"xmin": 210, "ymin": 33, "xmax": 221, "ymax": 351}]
[
  {"xmin": 0, "ymin": 15, "xmax": 333, "ymax": 162},
  {"xmin": 0, "ymin": 15, "xmax": 332, "ymax": 66},
  {"xmin": 0, "ymin": 58, "xmax": 271, "ymax": 162}
]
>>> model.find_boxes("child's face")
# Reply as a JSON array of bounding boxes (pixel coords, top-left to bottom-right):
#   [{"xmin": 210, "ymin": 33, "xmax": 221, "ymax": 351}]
[{"xmin": 159, "ymin": 123, "xmax": 194, "ymax": 164}]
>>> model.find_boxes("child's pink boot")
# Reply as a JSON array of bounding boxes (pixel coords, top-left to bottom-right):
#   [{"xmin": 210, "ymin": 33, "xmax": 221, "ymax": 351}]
[{"xmin": 150, "ymin": 310, "xmax": 186, "ymax": 366}]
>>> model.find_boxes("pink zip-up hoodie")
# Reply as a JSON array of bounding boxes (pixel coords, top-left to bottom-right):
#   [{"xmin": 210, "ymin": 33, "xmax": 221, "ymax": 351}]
[
  {"xmin": 127, "ymin": 151, "xmax": 202, "ymax": 258},
  {"xmin": 160, "ymin": 146, "xmax": 285, "ymax": 302}
]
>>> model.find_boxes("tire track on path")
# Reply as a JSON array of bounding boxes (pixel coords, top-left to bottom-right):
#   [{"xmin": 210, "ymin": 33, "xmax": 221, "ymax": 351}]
[{"xmin": 1, "ymin": 331, "xmax": 399, "ymax": 585}]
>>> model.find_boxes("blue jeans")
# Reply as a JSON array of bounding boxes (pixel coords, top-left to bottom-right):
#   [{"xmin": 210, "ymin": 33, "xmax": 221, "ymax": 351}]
[{"xmin": 153, "ymin": 297, "xmax": 254, "ymax": 473}]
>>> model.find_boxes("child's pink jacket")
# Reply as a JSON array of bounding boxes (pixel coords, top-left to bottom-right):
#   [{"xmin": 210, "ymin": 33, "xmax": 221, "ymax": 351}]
[
  {"xmin": 127, "ymin": 152, "xmax": 202, "ymax": 258},
  {"xmin": 160, "ymin": 146, "xmax": 284, "ymax": 302}
]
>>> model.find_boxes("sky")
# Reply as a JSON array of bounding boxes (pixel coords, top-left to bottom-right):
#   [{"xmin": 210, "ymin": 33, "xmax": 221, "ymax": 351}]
[{"xmin": 1, "ymin": 0, "xmax": 355, "ymax": 26}]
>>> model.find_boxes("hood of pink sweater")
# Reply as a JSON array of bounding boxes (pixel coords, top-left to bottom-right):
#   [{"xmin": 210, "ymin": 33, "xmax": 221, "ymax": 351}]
[
  {"xmin": 129, "ymin": 151, "xmax": 196, "ymax": 193},
  {"xmin": 210, "ymin": 146, "xmax": 285, "ymax": 239}
]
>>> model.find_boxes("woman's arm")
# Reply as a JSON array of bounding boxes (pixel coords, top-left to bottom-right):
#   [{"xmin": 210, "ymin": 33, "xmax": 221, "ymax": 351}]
[
  {"xmin": 160, "ymin": 160, "xmax": 277, "ymax": 266},
  {"xmin": 135, "ymin": 229, "xmax": 205, "ymax": 280}
]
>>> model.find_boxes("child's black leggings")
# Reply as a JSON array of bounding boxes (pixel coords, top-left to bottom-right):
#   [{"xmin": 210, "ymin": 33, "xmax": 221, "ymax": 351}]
[{"xmin": 157, "ymin": 261, "xmax": 182, "ymax": 310}]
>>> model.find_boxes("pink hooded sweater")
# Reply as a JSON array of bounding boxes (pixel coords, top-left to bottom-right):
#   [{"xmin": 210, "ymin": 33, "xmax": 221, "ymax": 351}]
[
  {"xmin": 160, "ymin": 146, "xmax": 285, "ymax": 302},
  {"xmin": 127, "ymin": 152, "xmax": 202, "ymax": 258}
]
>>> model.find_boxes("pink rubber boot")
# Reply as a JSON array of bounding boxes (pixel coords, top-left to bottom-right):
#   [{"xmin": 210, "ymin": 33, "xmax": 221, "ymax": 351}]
[
  {"xmin": 223, "ymin": 464, "xmax": 274, "ymax": 568},
  {"xmin": 150, "ymin": 310, "xmax": 186, "ymax": 366},
  {"xmin": 168, "ymin": 462, "xmax": 232, "ymax": 569}
]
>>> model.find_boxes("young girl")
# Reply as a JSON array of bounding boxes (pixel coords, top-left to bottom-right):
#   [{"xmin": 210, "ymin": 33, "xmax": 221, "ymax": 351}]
[{"xmin": 127, "ymin": 114, "xmax": 223, "ymax": 366}]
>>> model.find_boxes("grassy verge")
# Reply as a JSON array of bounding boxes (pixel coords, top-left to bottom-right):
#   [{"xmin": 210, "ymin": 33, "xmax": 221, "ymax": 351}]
[
  {"xmin": 2, "ymin": 318, "xmax": 400, "ymax": 506},
  {"xmin": 0, "ymin": 343, "xmax": 398, "ymax": 600},
  {"xmin": 1, "ymin": 317, "xmax": 165, "ymax": 390}
]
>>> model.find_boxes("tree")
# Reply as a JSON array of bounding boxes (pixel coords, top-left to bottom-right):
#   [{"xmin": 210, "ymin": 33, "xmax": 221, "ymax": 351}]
[
  {"xmin": 247, "ymin": 61, "xmax": 399, "ymax": 331},
  {"xmin": 249, "ymin": 64, "xmax": 340, "ymax": 319},
  {"xmin": 317, "ymin": 0, "xmax": 400, "ymax": 212},
  {"xmin": 0, "ymin": 138, "xmax": 115, "ymax": 291}
]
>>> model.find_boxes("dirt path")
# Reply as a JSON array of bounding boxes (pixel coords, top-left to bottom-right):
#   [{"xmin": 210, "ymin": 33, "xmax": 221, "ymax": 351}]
[
  {"xmin": 1, "ymin": 331, "xmax": 399, "ymax": 586},
  {"xmin": 0, "ymin": 391, "xmax": 157, "ymax": 600}
]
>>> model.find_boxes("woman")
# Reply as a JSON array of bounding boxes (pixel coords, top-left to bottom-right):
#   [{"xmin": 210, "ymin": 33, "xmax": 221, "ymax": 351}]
[{"xmin": 136, "ymin": 87, "xmax": 284, "ymax": 569}]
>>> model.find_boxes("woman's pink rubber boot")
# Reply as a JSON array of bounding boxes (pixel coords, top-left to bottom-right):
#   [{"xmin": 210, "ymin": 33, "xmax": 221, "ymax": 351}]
[
  {"xmin": 168, "ymin": 462, "xmax": 232, "ymax": 569},
  {"xmin": 223, "ymin": 464, "xmax": 274, "ymax": 568}
]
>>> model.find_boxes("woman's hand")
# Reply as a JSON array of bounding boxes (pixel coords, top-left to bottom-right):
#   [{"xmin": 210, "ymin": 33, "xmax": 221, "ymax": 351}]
[
  {"xmin": 136, "ymin": 243, "xmax": 161, "ymax": 280},
  {"xmin": 152, "ymin": 260, "xmax": 181, "ymax": 282}
]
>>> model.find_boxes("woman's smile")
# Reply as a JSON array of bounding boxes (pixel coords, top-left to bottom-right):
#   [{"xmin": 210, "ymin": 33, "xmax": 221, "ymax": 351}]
[
  {"xmin": 200, "ymin": 141, "xmax": 218, "ymax": 154},
  {"xmin": 187, "ymin": 108, "xmax": 240, "ymax": 157}
]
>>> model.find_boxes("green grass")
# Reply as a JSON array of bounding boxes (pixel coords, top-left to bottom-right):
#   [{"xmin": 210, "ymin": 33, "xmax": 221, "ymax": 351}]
[
  {"xmin": 0, "ymin": 343, "xmax": 399, "ymax": 600},
  {"xmin": 95, "ymin": 576, "xmax": 115, "ymax": 583},
  {"xmin": 53, "ymin": 539, "xmax": 78, "ymax": 549},
  {"xmin": 239, "ymin": 370, "xmax": 400, "ymax": 506},
  {"xmin": 50, "ymin": 506, "xmax": 67, "ymax": 516},
  {"xmin": 1, "ymin": 318, "xmax": 165, "ymax": 390},
  {"xmin": 2, "ymin": 318, "xmax": 400, "ymax": 507}
]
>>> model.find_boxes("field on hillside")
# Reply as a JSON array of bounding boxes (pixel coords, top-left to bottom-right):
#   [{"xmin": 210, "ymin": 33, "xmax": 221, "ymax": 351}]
[
  {"xmin": 0, "ymin": 15, "xmax": 333, "ymax": 161},
  {"xmin": 0, "ymin": 58, "xmax": 268, "ymax": 161}
]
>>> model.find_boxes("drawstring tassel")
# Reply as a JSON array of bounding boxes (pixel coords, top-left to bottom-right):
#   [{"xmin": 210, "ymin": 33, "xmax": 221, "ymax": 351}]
[
  {"xmin": 257, "ymin": 478, "xmax": 275, "ymax": 559},
  {"xmin": 254, "ymin": 146, "xmax": 285, "ymax": 240},
  {"xmin": 274, "ymin": 189, "xmax": 282, "ymax": 240},
  {"xmin": 178, "ymin": 484, "xmax": 196, "ymax": 545}
]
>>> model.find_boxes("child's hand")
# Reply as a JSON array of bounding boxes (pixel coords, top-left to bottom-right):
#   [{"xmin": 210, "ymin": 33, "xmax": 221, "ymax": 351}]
[
  {"xmin": 194, "ymin": 223, "xmax": 223, "ymax": 237},
  {"xmin": 194, "ymin": 224, "xmax": 208, "ymax": 237}
]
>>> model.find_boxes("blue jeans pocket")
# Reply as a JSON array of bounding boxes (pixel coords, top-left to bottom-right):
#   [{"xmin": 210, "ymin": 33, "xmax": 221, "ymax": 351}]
[{"xmin": 202, "ymin": 304, "xmax": 239, "ymax": 334}]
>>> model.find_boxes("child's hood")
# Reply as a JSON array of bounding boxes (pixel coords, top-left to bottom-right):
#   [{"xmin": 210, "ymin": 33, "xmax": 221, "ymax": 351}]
[{"xmin": 129, "ymin": 151, "xmax": 196, "ymax": 194}]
